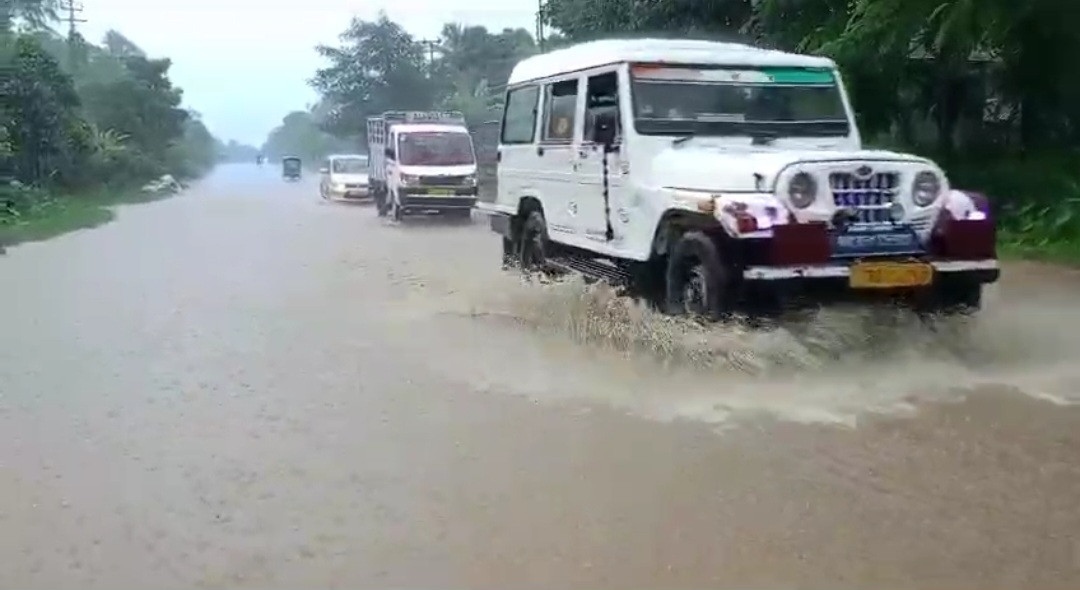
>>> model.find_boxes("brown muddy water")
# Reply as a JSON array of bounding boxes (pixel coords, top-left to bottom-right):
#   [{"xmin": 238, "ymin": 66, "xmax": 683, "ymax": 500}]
[{"xmin": 1, "ymin": 164, "xmax": 1078, "ymax": 588}]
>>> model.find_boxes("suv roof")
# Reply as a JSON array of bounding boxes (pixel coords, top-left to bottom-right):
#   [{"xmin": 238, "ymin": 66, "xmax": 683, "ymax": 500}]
[{"xmin": 507, "ymin": 38, "xmax": 836, "ymax": 86}]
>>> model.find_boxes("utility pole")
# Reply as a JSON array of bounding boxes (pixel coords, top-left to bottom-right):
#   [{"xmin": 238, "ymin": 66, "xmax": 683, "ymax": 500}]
[
  {"xmin": 418, "ymin": 39, "xmax": 440, "ymax": 76},
  {"xmin": 535, "ymin": 0, "xmax": 546, "ymax": 52},
  {"xmin": 59, "ymin": 0, "xmax": 86, "ymax": 39},
  {"xmin": 58, "ymin": 0, "xmax": 87, "ymax": 70}
]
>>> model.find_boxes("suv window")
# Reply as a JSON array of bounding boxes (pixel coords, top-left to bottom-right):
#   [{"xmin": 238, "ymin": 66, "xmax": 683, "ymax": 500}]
[
  {"xmin": 502, "ymin": 85, "xmax": 540, "ymax": 144},
  {"xmin": 584, "ymin": 72, "xmax": 621, "ymax": 144},
  {"xmin": 542, "ymin": 78, "xmax": 578, "ymax": 143}
]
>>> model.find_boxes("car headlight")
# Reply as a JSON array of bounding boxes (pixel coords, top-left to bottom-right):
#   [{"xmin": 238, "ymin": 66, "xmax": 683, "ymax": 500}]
[
  {"xmin": 912, "ymin": 171, "xmax": 941, "ymax": 206},
  {"xmin": 788, "ymin": 172, "xmax": 817, "ymax": 209},
  {"xmin": 332, "ymin": 182, "xmax": 345, "ymax": 190}
]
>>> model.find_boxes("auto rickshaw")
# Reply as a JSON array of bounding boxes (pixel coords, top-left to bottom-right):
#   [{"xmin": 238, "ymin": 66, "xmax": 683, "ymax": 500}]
[{"xmin": 282, "ymin": 156, "xmax": 301, "ymax": 181}]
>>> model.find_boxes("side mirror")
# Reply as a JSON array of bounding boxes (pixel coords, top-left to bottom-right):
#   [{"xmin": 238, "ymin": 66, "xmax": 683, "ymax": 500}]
[
  {"xmin": 594, "ymin": 114, "xmax": 618, "ymax": 151},
  {"xmin": 385, "ymin": 147, "xmax": 395, "ymax": 159}
]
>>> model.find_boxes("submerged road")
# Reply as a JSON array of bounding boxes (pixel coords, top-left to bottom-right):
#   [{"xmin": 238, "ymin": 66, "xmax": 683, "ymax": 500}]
[{"xmin": 1, "ymin": 164, "xmax": 1078, "ymax": 588}]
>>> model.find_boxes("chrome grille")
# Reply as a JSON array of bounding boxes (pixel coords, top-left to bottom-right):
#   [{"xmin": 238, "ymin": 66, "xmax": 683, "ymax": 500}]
[
  {"xmin": 345, "ymin": 183, "xmax": 367, "ymax": 189},
  {"xmin": 418, "ymin": 175, "xmax": 468, "ymax": 187},
  {"xmin": 829, "ymin": 171, "xmax": 901, "ymax": 224}
]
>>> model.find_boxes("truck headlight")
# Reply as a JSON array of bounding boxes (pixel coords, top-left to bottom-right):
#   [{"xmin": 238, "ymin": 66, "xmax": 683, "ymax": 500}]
[
  {"xmin": 464, "ymin": 174, "xmax": 477, "ymax": 186},
  {"xmin": 400, "ymin": 174, "xmax": 419, "ymax": 186},
  {"xmin": 788, "ymin": 172, "xmax": 817, "ymax": 209},
  {"xmin": 912, "ymin": 171, "xmax": 941, "ymax": 206}
]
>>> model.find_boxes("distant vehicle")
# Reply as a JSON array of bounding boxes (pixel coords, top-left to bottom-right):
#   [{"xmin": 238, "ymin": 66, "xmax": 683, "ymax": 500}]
[
  {"xmin": 367, "ymin": 111, "xmax": 478, "ymax": 221},
  {"xmin": 319, "ymin": 154, "xmax": 371, "ymax": 201},
  {"xmin": 256, "ymin": 154, "xmax": 265, "ymax": 166},
  {"xmin": 282, "ymin": 156, "xmax": 301, "ymax": 181},
  {"xmin": 475, "ymin": 38, "xmax": 999, "ymax": 320}
]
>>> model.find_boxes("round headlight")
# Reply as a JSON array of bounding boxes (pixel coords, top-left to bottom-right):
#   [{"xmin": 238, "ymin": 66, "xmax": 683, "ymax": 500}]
[
  {"xmin": 788, "ymin": 172, "xmax": 817, "ymax": 209},
  {"xmin": 912, "ymin": 171, "xmax": 941, "ymax": 206}
]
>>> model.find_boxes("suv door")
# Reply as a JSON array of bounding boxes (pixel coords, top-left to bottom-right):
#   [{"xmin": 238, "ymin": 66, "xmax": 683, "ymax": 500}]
[
  {"xmin": 574, "ymin": 70, "xmax": 626, "ymax": 244},
  {"xmin": 535, "ymin": 77, "xmax": 583, "ymax": 239}
]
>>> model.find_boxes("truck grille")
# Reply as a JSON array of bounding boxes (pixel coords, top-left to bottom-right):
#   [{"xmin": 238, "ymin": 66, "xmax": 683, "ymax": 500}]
[
  {"xmin": 829, "ymin": 171, "xmax": 901, "ymax": 224},
  {"xmin": 419, "ymin": 175, "xmax": 469, "ymax": 187}
]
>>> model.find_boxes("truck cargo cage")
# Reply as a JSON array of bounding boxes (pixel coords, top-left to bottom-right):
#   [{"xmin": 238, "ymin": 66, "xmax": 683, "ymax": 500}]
[{"xmin": 380, "ymin": 111, "xmax": 466, "ymax": 125}]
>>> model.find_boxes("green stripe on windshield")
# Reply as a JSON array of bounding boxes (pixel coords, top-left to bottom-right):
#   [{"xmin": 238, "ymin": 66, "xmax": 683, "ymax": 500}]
[{"xmin": 760, "ymin": 67, "xmax": 835, "ymax": 84}]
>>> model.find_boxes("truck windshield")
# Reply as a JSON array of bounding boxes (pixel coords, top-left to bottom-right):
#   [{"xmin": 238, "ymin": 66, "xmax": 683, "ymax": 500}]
[
  {"xmin": 332, "ymin": 157, "xmax": 368, "ymax": 173},
  {"xmin": 630, "ymin": 64, "xmax": 851, "ymax": 138},
  {"xmin": 398, "ymin": 132, "xmax": 475, "ymax": 166}
]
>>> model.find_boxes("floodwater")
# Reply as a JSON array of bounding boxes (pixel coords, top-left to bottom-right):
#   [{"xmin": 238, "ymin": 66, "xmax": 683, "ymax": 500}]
[{"xmin": 1, "ymin": 164, "xmax": 1078, "ymax": 588}]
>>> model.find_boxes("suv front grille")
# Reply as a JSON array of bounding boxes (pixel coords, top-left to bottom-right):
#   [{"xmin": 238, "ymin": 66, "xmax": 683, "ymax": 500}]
[{"xmin": 829, "ymin": 171, "xmax": 901, "ymax": 224}]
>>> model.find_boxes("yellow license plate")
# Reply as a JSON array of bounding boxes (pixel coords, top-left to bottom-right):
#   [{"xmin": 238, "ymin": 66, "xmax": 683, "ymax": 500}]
[
  {"xmin": 427, "ymin": 188, "xmax": 453, "ymax": 195},
  {"xmin": 849, "ymin": 261, "xmax": 934, "ymax": 289}
]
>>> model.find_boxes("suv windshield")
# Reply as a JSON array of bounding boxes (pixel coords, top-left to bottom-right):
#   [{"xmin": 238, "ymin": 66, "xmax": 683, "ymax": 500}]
[
  {"xmin": 332, "ymin": 157, "xmax": 368, "ymax": 173},
  {"xmin": 630, "ymin": 64, "xmax": 850, "ymax": 138},
  {"xmin": 398, "ymin": 132, "xmax": 475, "ymax": 166}
]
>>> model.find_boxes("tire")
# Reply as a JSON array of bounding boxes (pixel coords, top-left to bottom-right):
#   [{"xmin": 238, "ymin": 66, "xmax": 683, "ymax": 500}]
[
  {"xmin": 518, "ymin": 210, "xmax": 550, "ymax": 274},
  {"xmin": 664, "ymin": 231, "xmax": 732, "ymax": 320}
]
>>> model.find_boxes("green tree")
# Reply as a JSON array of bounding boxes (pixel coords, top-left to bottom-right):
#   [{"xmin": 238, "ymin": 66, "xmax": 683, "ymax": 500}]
[
  {"xmin": 541, "ymin": 0, "xmax": 752, "ymax": 41},
  {"xmin": 311, "ymin": 13, "xmax": 434, "ymax": 140},
  {"xmin": 262, "ymin": 110, "xmax": 351, "ymax": 164},
  {"xmin": 0, "ymin": 35, "xmax": 88, "ymax": 185},
  {"xmin": 78, "ymin": 54, "xmax": 188, "ymax": 163},
  {"xmin": 1, "ymin": 0, "xmax": 57, "ymax": 32}
]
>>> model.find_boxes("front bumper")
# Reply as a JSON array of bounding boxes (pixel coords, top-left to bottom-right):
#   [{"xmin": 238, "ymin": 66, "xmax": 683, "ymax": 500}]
[
  {"xmin": 329, "ymin": 186, "xmax": 371, "ymax": 199},
  {"xmin": 743, "ymin": 259, "xmax": 999, "ymax": 282},
  {"xmin": 399, "ymin": 187, "xmax": 478, "ymax": 211}
]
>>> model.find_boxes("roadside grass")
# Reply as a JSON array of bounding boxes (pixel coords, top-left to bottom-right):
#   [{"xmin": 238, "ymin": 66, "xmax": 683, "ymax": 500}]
[
  {"xmin": 999, "ymin": 238, "xmax": 1080, "ymax": 266},
  {"xmin": 0, "ymin": 186, "xmax": 175, "ymax": 249}
]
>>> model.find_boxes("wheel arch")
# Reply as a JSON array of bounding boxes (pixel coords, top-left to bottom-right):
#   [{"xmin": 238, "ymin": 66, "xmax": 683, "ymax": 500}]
[{"xmin": 650, "ymin": 209, "xmax": 723, "ymax": 258}]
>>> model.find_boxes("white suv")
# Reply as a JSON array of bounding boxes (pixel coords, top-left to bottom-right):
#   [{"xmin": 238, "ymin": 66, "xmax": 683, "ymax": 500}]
[{"xmin": 476, "ymin": 39, "xmax": 999, "ymax": 319}]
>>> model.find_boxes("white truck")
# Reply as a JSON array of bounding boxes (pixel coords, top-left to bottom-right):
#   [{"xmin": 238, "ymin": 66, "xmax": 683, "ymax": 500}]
[
  {"xmin": 366, "ymin": 111, "xmax": 479, "ymax": 221},
  {"xmin": 476, "ymin": 39, "xmax": 1000, "ymax": 319}
]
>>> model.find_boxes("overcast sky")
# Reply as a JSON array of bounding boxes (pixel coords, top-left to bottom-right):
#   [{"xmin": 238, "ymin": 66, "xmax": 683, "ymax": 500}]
[{"xmin": 79, "ymin": 0, "xmax": 539, "ymax": 146}]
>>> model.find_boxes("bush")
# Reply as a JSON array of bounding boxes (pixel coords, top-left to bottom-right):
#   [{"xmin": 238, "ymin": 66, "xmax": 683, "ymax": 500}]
[{"xmin": 0, "ymin": 181, "xmax": 55, "ymax": 223}]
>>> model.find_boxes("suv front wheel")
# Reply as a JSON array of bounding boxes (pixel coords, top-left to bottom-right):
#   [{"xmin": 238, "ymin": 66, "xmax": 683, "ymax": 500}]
[{"xmin": 664, "ymin": 231, "xmax": 733, "ymax": 320}]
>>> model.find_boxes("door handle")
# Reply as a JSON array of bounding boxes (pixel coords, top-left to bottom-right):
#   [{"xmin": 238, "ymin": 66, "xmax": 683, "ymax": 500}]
[{"xmin": 536, "ymin": 146, "xmax": 545, "ymax": 156}]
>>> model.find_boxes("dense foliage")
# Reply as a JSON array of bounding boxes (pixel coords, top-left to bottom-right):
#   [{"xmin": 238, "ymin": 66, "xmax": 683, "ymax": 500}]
[
  {"xmin": 266, "ymin": 13, "xmax": 540, "ymax": 167},
  {"xmin": 2, "ymin": 5, "xmax": 232, "ymax": 225}
]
